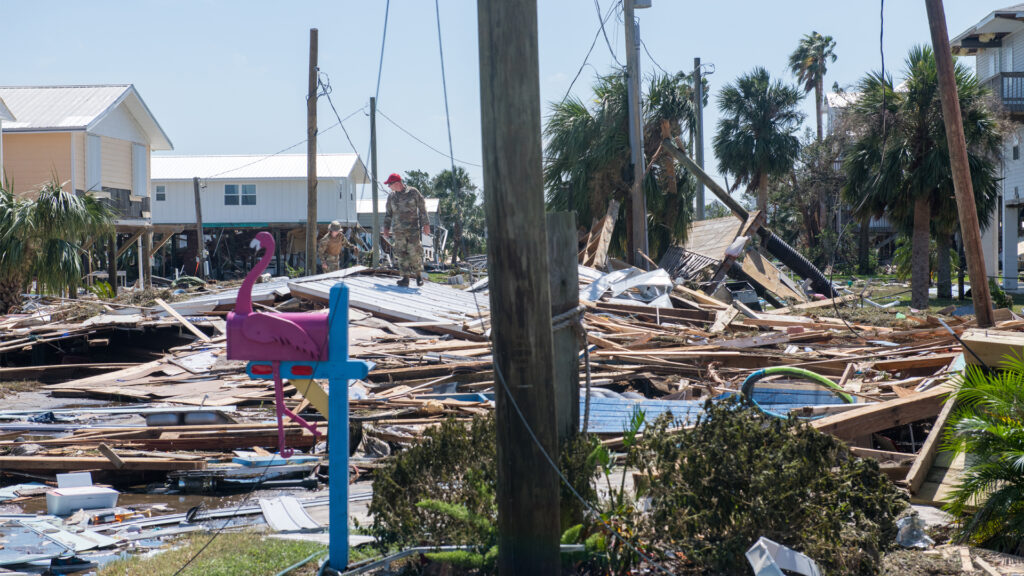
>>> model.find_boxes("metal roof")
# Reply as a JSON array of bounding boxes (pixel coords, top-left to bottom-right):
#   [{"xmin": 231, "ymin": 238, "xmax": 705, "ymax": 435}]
[
  {"xmin": 0, "ymin": 98, "xmax": 13, "ymax": 122},
  {"xmin": 152, "ymin": 153, "xmax": 368, "ymax": 182},
  {"xmin": 0, "ymin": 85, "xmax": 172, "ymax": 150},
  {"xmin": 356, "ymin": 197, "xmax": 439, "ymax": 214}
]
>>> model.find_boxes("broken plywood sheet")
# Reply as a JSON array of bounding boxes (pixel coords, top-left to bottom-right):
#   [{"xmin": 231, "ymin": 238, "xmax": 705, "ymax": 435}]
[
  {"xmin": 684, "ymin": 216, "xmax": 743, "ymax": 260},
  {"xmin": 741, "ymin": 249, "xmax": 807, "ymax": 302},
  {"xmin": 288, "ymin": 274, "xmax": 490, "ymax": 340}
]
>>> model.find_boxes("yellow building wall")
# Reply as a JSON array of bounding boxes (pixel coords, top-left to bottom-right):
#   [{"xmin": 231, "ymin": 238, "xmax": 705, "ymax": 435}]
[
  {"xmin": 2, "ymin": 132, "xmax": 72, "ymax": 198},
  {"xmin": 72, "ymin": 132, "xmax": 86, "ymax": 192},
  {"xmin": 101, "ymin": 136, "xmax": 132, "ymax": 191}
]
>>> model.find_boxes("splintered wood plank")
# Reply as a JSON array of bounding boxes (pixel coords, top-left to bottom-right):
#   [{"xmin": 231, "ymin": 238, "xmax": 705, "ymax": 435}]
[
  {"xmin": 811, "ymin": 385, "xmax": 950, "ymax": 442},
  {"xmin": 906, "ymin": 394, "xmax": 957, "ymax": 494},
  {"xmin": 0, "ymin": 456, "xmax": 206, "ymax": 471},
  {"xmin": 155, "ymin": 298, "xmax": 211, "ymax": 342}
]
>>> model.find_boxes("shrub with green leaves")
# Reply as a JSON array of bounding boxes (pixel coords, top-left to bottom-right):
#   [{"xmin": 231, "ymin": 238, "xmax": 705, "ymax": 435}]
[
  {"xmin": 945, "ymin": 356, "xmax": 1024, "ymax": 554},
  {"xmin": 369, "ymin": 416, "xmax": 497, "ymax": 549},
  {"xmin": 637, "ymin": 399, "xmax": 907, "ymax": 574}
]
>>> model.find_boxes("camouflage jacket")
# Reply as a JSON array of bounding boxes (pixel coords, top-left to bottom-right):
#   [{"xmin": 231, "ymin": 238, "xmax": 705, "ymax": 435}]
[
  {"xmin": 383, "ymin": 186, "xmax": 428, "ymax": 233},
  {"xmin": 317, "ymin": 231, "xmax": 354, "ymax": 257}
]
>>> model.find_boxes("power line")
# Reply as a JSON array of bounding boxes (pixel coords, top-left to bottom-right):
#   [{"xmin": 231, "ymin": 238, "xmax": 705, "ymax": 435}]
[
  {"xmin": 640, "ymin": 37, "xmax": 668, "ymax": 75},
  {"xmin": 199, "ymin": 104, "xmax": 364, "ymax": 182},
  {"xmin": 376, "ymin": 108, "xmax": 482, "ymax": 168},
  {"xmin": 560, "ymin": 0, "xmax": 620, "ymax": 106},
  {"xmin": 318, "ymin": 71, "xmax": 362, "ymax": 157},
  {"xmin": 595, "ymin": 0, "xmax": 623, "ymax": 67},
  {"xmin": 375, "ymin": 0, "xmax": 391, "ymax": 102}
]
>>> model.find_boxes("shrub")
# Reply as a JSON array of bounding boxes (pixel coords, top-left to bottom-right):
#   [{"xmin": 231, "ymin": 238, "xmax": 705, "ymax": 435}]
[
  {"xmin": 944, "ymin": 356, "xmax": 1024, "ymax": 554},
  {"xmin": 637, "ymin": 399, "xmax": 907, "ymax": 574}
]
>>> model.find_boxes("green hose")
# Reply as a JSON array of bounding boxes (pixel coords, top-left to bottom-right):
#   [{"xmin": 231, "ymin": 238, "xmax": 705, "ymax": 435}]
[
  {"xmin": 277, "ymin": 549, "xmax": 328, "ymax": 576},
  {"xmin": 740, "ymin": 366, "xmax": 854, "ymax": 419}
]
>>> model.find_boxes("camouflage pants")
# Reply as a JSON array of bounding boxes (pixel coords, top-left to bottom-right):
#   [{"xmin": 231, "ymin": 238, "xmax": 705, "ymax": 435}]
[
  {"xmin": 393, "ymin": 231, "xmax": 423, "ymax": 277},
  {"xmin": 322, "ymin": 255, "xmax": 340, "ymax": 272}
]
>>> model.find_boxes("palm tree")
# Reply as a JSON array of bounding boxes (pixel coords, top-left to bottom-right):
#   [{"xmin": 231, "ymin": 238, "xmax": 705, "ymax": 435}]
[
  {"xmin": 944, "ymin": 355, "xmax": 1024, "ymax": 554},
  {"xmin": 0, "ymin": 180, "xmax": 115, "ymax": 312},
  {"xmin": 431, "ymin": 167, "xmax": 485, "ymax": 265},
  {"xmin": 843, "ymin": 46, "xmax": 1000, "ymax": 308},
  {"xmin": 544, "ymin": 70, "xmax": 698, "ymax": 261},
  {"xmin": 788, "ymin": 31, "xmax": 837, "ymax": 142},
  {"xmin": 713, "ymin": 67, "xmax": 804, "ymax": 214}
]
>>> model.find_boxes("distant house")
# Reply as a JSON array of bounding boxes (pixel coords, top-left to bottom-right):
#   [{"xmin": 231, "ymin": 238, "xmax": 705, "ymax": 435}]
[
  {"xmin": 357, "ymin": 197, "xmax": 442, "ymax": 262},
  {"xmin": 0, "ymin": 97, "xmax": 14, "ymax": 184},
  {"xmin": 952, "ymin": 5, "xmax": 1024, "ymax": 290},
  {"xmin": 150, "ymin": 153, "xmax": 369, "ymax": 277},
  {"xmin": 0, "ymin": 84, "xmax": 172, "ymax": 223}
]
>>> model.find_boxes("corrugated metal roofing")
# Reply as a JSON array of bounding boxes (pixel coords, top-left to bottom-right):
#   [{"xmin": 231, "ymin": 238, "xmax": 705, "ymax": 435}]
[
  {"xmin": 0, "ymin": 85, "xmax": 128, "ymax": 130},
  {"xmin": 0, "ymin": 84, "xmax": 172, "ymax": 150},
  {"xmin": 152, "ymin": 154, "xmax": 367, "ymax": 181},
  {"xmin": 0, "ymin": 98, "xmax": 14, "ymax": 122}
]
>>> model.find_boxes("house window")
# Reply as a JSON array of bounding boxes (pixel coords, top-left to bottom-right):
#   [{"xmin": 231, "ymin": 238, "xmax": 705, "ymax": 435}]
[
  {"xmin": 1015, "ymin": 145, "xmax": 1021, "ymax": 161},
  {"xmin": 155, "ymin": 185, "xmax": 166, "ymax": 201},
  {"xmin": 225, "ymin": 184, "xmax": 256, "ymax": 205}
]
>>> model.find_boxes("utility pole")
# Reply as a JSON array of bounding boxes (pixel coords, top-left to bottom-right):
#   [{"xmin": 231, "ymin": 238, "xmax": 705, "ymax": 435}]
[
  {"xmin": 192, "ymin": 177, "xmax": 205, "ymax": 279},
  {"xmin": 624, "ymin": 0, "xmax": 648, "ymax": 268},
  {"xmin": 306, "ymin": 28, "xmax": 319, "ymax": 275},
  {"xmin": 924, "ymin": 0, "xmax": 995, "ymax": 327},
  {"xmin": 694, "ymin": 57, "xmax": 705, "ymax": 220},
  {"xmin": 370, "ymin": 97, "xmax": 380, "ymax": 268},
  {"xmin": 477, "ymin": 0, "xmax": 560, "ymax": 573}
]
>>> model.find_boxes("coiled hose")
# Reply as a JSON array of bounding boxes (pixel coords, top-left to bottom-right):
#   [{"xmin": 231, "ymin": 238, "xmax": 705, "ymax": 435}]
[
  {"xmin": 740, "ymin": 366, "xmax": 854, "ymax": 419},
  {"xmin": 757, "ymin": 229, "xmax": 838, "ymax": 298}
]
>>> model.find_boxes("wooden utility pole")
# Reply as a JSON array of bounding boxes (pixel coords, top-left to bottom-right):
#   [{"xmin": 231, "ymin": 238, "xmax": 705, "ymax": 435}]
[
  {"xmin": 306, "ymin": 28, "xmax": 319, "ymax": 275},
  {"xmin": 477, "ymin": 0, "xmax": 560, "ymax": 573},
  {"xmin": 192, "ymin": 177, "xmax": 206, "ymax": 279},
  {"xmin": 624, "ymin": 0, "xmax": 648, "ymax": 268},
  {"xmin": 694, "ymin": 57, "xmax": 705, "ymax": 221},
  {"xmin": 925, "ymin": 0, "xmax": 995, "ymax": 327},
  {"xmin": 547, "ymin": 211, "xmax": 580, "ymax": 445},
  {"xmin": 370, "ymin": 96, "xmax": 381, "ymax": 268}
]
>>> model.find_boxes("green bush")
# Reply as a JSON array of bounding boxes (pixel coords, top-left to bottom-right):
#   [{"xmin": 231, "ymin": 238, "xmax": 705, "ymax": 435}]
[
  {"xmin": 944, "ymin": 355, "xmax": 1024, "ymax": 554},
  {"xmin": 637, "ymin": 399, "xmax": 907, "ymax": 574},
  {"xmin": 369, "ymin": 416, "xmax": 497, "ymax": 549}
]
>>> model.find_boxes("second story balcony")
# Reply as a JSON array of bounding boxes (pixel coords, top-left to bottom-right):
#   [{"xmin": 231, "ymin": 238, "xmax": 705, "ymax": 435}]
[{"xmin": 985, "ymin": 72, "xmax": 1024, "ymax": 116}]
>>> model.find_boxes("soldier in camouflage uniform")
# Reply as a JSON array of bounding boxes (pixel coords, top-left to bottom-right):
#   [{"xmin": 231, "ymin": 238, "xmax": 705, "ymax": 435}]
[
  {"xmin": 382, "ymin": 173, "xmax": 430, "ymax": 287},
  {"xmin": 318, "ymin": 220, "xmax": 356, "ymax": 272}
]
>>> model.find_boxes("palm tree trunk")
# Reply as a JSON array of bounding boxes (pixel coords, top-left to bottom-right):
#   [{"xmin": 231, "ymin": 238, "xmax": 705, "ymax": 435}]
[
  {"xmin": 936, "ymin": 231, "xmax": 952, "ymax": 300},
  {"xmin": 0, "ymin": 273, "xmax": 25, "ymax": 314},
  {"xmin": 911, "ymin": 195, "xmax": 931, "ymax": 309},
  {"xmin": 858, "ymin": 213, "xmax": 871, "ymax": 275},
  {"xmin": 756, "ymin": 172, "xmax": 768, "ymax": 214},
  {"xmin": 815, "ymin": 77, "xmax": 824, "ymax": 142}
]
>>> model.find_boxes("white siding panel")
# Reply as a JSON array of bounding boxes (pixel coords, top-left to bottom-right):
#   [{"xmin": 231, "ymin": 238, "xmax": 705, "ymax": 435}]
[
  {"xmin": 150, "ymin": 177, "xmax": 359, "ymax": 226},
  {"xmin": 978, "ymin": 49, "xmax": 992, "ymax": 80},
  {"xmin": 91, "ymin": 102, "xmax": 148, "ymax": 144},
  {"xmin": 101, "ymin": 137, "xmax": 132, "ymax": 190},
  {"xmin": 1013, "ymin": 32, "xmax": 1024, "ymax": 73},
  {"xmin": 86, "ymin": 134, "xmax": 101, "ymax": 192},
  {"xmin": 132, "ymin": 143, "xmax": 148, "ymax": 196}
]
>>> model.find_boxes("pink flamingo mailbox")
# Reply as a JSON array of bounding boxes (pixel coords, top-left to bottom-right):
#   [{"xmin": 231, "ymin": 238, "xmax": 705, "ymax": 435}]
[{"xmin": 227, "ymin": 231, "xmax": 369, "ymax": 570}]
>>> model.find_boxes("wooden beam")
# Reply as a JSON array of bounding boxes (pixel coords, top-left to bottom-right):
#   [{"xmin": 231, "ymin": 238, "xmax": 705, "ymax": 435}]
[
  {"xmin": 154, "ymin": 298, "xmax": 211, "ymax": 342},
  {"xmin": 812, "ymin": 386, "xmax": 950, "ymax": 441},
  {"xmin": 959, "ymin": 328, "xmax": 1024, "ymax": 368},
  {"xmin": 116, "ymin": 229, "xmax": 145, "ymax": 259},
  {"xmin": 905, "ymin": 394, "xmax": 957, "ymax": 494},
  {"xmin": 548, "ymin": 211, "xmax": 580, "ymax": 446},
  {"xmin": 0, "ymin": 456, "xmax": 205, "ymax": 471},
  {"xmin": 768, "ymin": 293, "xmax": 861, "ymax": 315}
]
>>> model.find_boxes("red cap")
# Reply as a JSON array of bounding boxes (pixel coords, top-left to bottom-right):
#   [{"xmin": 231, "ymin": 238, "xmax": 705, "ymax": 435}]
[{"xmin": 384, "ymin": 173, "xmax": 402, "ymax": 185}]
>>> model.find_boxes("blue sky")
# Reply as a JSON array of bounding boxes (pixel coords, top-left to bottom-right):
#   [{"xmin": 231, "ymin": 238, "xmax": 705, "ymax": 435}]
[{"xmin": 0, "ymin": 0, "xmax": 1003, "ymax": 201}]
